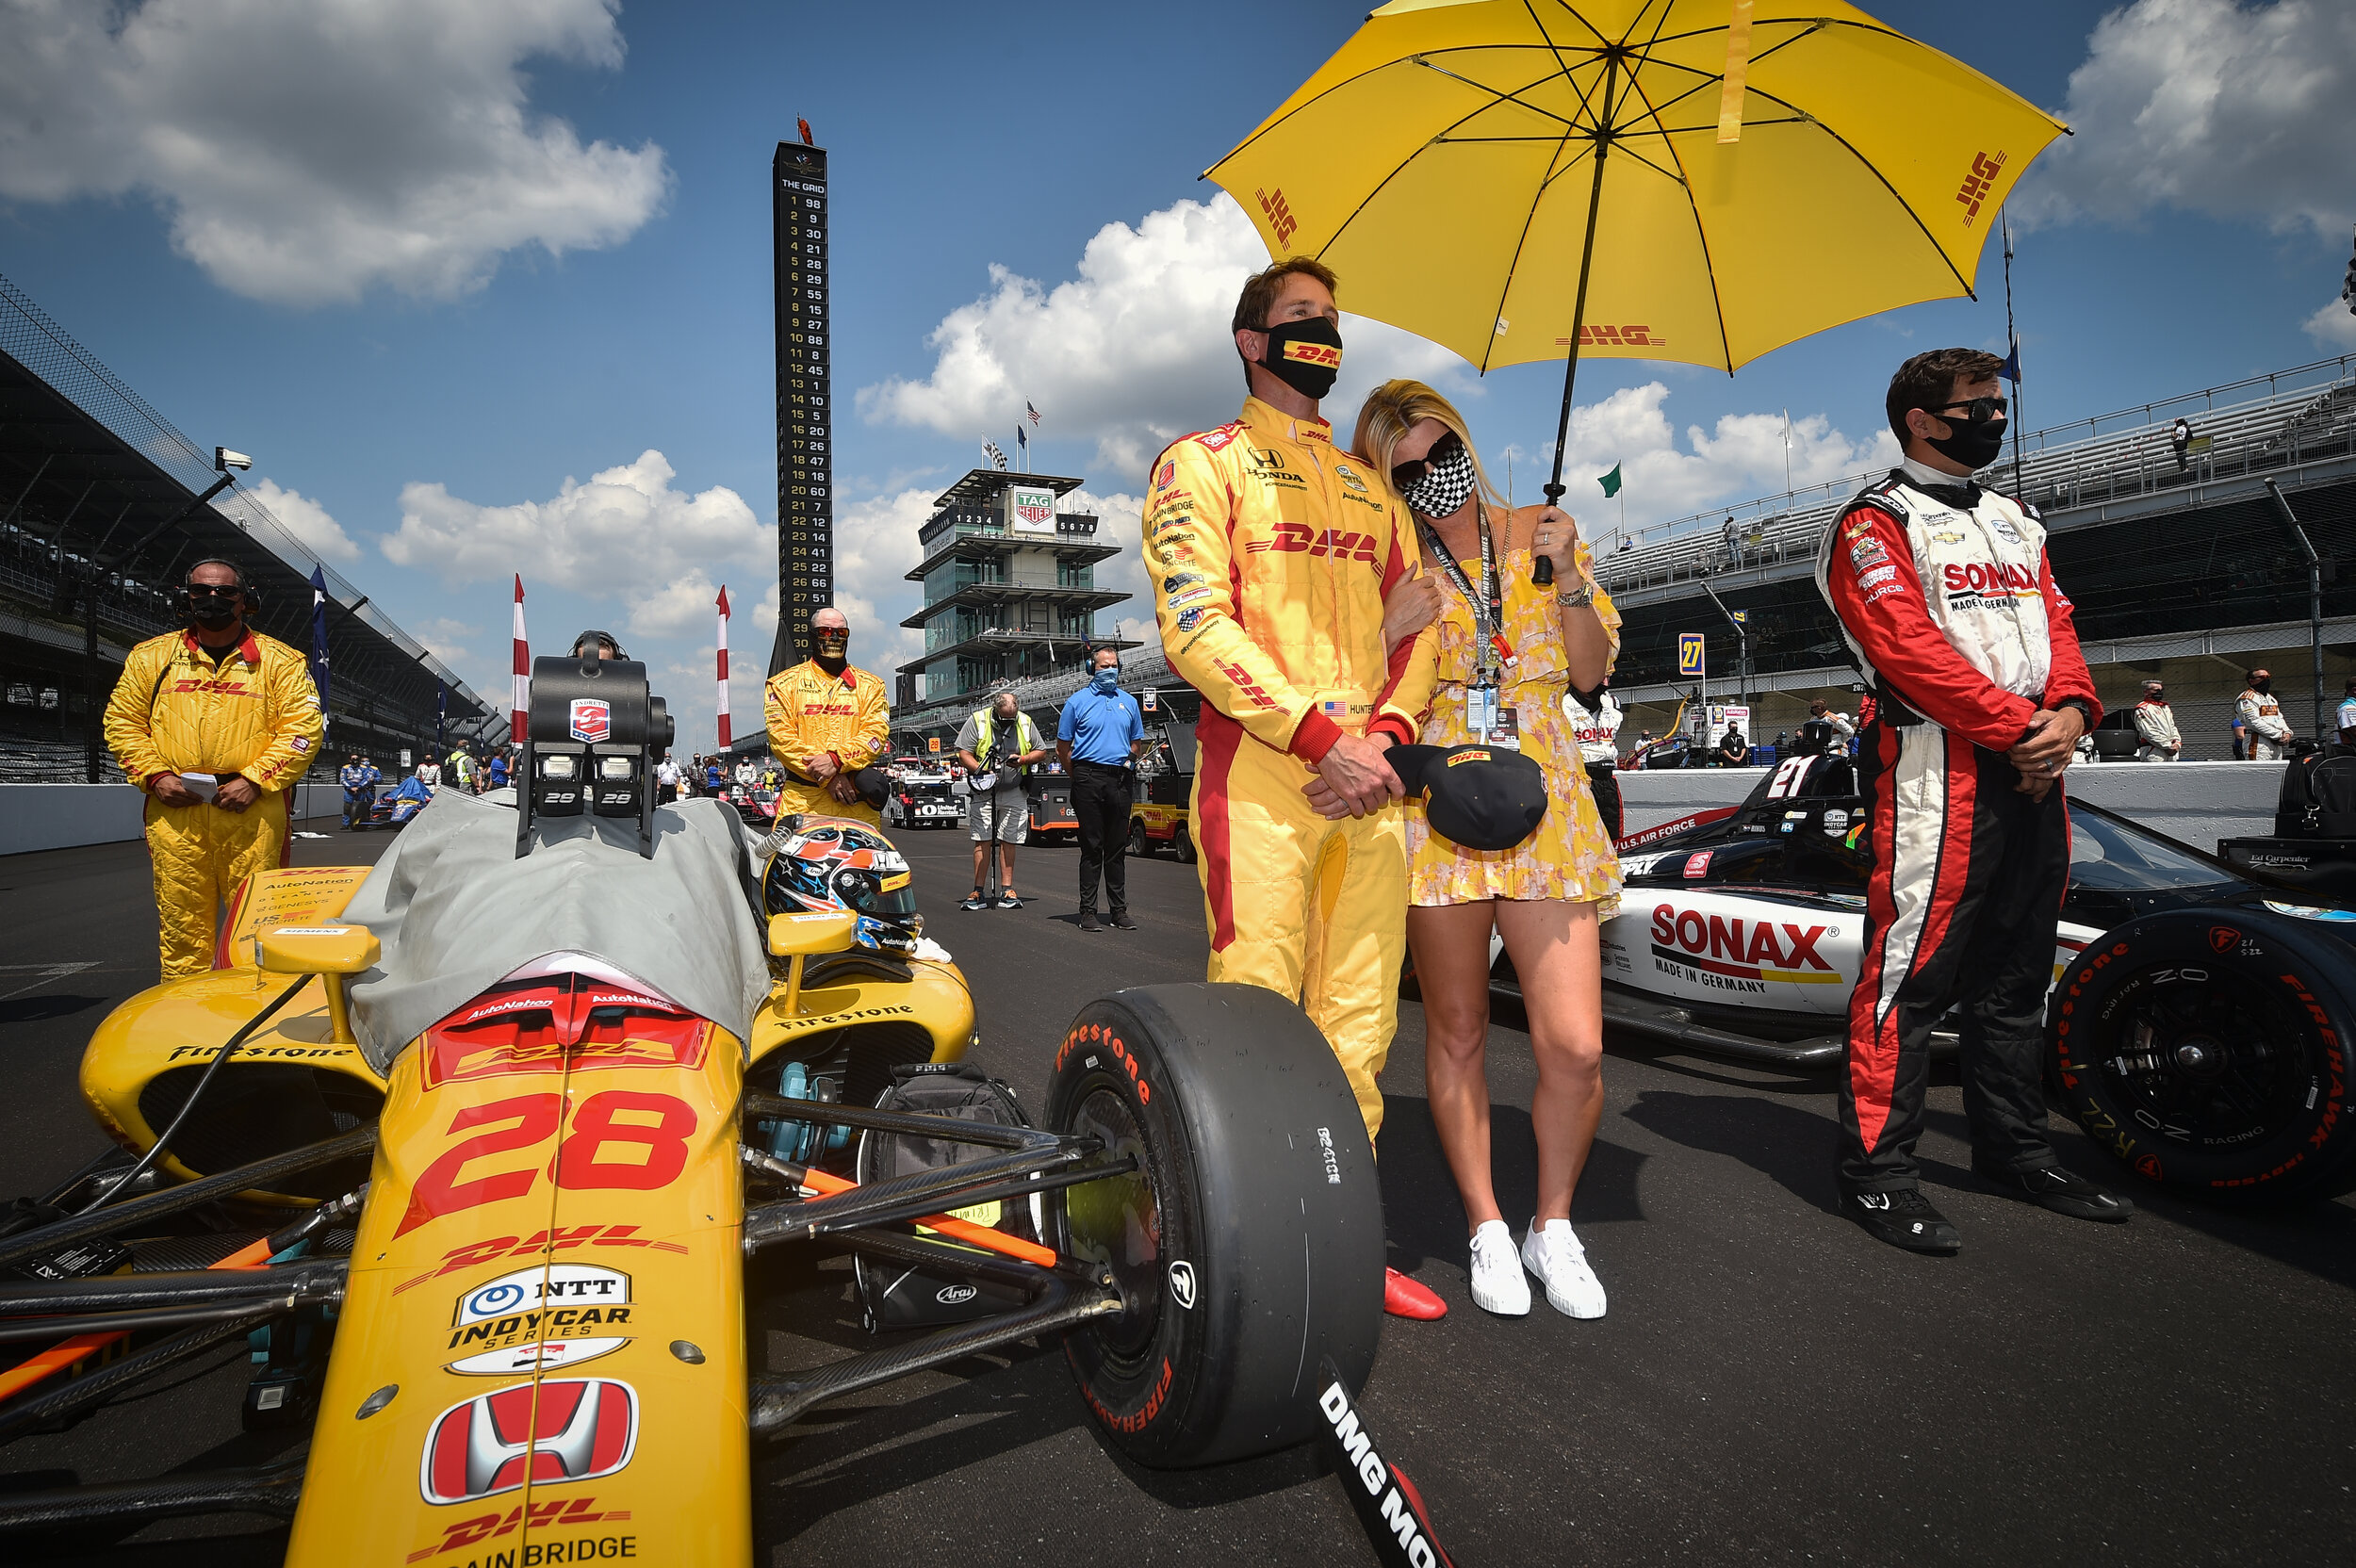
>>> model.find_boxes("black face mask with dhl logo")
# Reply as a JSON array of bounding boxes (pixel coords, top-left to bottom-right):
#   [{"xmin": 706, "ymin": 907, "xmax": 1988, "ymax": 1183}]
[{"xmin": 1257, "ymin": 317, "xmax": 1343, "ymax": 402}]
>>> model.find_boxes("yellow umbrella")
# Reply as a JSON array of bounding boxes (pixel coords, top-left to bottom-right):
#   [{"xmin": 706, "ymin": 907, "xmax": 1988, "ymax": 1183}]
[{"xmin": 1206, "ymin": 0, "xmax": 2067, "ymax": 527}]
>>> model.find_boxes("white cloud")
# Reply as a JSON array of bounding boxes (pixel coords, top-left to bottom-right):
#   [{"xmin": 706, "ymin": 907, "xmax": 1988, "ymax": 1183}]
[
  {"xmin": 859, "ymin": 196, "xmax": 1464, "ymax": 478},
  {"xmin": 827, "ymin": 485, "xmax": 938, "ymax": 678},
  {"xmin": 1545, "ymin": 384, "xmax": 1900, "ymax": 541},
  {"xmin": 383, "ymin": 450, "xmax": 768, "ymax": 613},
  {"xmin": 250, "ymin": 477, "xmax": 360, "ymax": 564},
  {"xmin": 414, "ymin": 615, "xmax": 480, "ymax": 665},
  {"xmin": 0, "ymin": 0, "xmax": 668, "ymax": 305},
  {"xmin": 2305, "ymin": 297, "xmax": 2356, "ymax": 350},
  {"xmin": 627, "ymin": 574, "xmax": 728, "ymax": 641},
  {"xmin": 2015, "ymin": 0, "xmax": 2355, "ymax": 240}
]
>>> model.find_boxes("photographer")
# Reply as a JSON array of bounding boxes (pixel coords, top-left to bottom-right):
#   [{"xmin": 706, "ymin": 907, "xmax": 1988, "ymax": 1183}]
[{"xmin": 956, "ymin": 691, "xmax": 1049, "ymax": 911}]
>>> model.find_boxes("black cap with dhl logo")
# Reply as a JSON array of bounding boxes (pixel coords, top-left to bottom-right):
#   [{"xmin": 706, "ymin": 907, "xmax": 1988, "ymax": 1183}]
[{"xmin": 1386, "ymin": 743, "xmax": 1548, "ymax": 852}]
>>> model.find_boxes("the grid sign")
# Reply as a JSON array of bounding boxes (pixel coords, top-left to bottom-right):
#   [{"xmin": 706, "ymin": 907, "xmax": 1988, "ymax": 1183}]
[{"xmin": 772, "ymin": 140, "xmax": 833, "ymax": 672}]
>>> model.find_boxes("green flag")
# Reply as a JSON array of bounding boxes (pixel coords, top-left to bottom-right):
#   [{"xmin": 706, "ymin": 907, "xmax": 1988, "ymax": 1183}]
[{"xmin": 1597, "ymin": 463, "xmax": 1623, "ymax": 498}]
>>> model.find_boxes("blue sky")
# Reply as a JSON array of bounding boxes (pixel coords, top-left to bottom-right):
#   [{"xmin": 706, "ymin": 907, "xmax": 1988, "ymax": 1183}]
[{"xmin": 2, "ymin": 0, "xmax": 2349, "ymax": 745}]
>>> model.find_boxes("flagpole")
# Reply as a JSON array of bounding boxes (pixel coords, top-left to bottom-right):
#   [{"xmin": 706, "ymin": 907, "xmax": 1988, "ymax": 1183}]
[
  {"xmin": 510, "ymin": 575, "xmax": 529, "ymax": 748},
  {"xmin": 2002, "ymin": 208, "xmax": 2025, "ymax": 496},
  {"xmin": 715, "ymin": 585, "xmax": 732, "ymax": 752}
]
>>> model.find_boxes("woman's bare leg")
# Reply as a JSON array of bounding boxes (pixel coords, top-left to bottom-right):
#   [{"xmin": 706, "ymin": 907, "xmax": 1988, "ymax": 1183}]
[
  {"xmin": 1408, "ymin": 899, "xmax": 1506, "ymax": 1232},
  {"xmin": 1493, "ymin": 899, "xmax": 1605, "ymax": 1224}
]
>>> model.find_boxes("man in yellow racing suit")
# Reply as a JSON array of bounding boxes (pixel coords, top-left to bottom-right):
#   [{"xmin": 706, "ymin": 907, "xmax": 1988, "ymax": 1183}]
[
  {"xmin": 105, "ymin": 561, "xmax": 325, "ymax": 979},
  {"xmin": 764, "ymin": 605, "xmax": 891, "ymax": 826},
  {"xmin": 1149, "ymin": 257, "xmax": 1439, "ymax": 1165}
]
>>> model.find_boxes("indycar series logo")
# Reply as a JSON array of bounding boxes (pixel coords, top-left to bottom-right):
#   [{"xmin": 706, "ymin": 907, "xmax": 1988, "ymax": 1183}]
[
  {"xmin": 420, "ymin": 1379, "xmax": 638, "ymax": 1505},
  {"xmin": 567, "ymin": 698, "xmax": 611, "ymax": 743}
]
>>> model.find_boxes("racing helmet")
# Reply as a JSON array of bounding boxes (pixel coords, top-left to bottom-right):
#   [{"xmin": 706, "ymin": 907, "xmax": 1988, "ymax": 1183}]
[{"xmin": 760, "ymin": 817, "xmax": 923, "ymax": 954}]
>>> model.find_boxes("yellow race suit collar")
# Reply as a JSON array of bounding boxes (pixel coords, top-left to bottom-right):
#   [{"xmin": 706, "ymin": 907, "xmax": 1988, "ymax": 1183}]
[{"xmin": 1239, "ymin": 396, "xmax": 1333, "ymax": 449}]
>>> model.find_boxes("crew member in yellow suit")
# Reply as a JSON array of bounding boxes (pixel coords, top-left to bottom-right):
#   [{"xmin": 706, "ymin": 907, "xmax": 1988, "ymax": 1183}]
[
  {"xmin": 105, "ymin": 560, "xmax": 325, "ymax": 979},
  {"xmin": 763, "ymin": 606, "xmax": 891, "ymax": 826}
]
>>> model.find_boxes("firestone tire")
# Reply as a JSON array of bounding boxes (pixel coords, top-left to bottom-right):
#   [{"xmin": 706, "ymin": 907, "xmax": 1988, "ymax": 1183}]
[
  {"xmin": 2050, "ymin": 906, "xmax": 2356, "ymax": 1204},
  {"xmin": 1049, "ymin": 982, "xmax": 1383, "ymax": 1468}
]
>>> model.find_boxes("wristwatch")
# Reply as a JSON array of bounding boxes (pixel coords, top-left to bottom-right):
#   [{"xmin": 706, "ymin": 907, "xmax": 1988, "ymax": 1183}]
[{"xmin": 1554, "ymin": 584, "xmax": 1595, "ymax": 609}]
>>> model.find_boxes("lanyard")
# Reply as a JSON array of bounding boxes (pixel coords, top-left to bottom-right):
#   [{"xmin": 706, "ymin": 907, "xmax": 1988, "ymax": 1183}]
[{"xmin": 1417, "ymin": 507, "xmax": 1513, "ymax": 679}]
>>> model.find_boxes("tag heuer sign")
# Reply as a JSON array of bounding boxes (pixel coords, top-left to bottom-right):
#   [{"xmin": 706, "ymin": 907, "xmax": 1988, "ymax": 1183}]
[
  {"xmin": 1007, "ymin": 484, "xmax": 1057, "ymax": 536},
  {"xmin": 569, "ymin": 698, "xmax": 612, "ymax": 743}
]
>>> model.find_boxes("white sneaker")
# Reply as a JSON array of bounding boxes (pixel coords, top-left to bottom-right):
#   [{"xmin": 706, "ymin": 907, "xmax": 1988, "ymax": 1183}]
[
  {"xmin": 1520, "ymin": 1219, "xmax": 1607, "ymax": 1319},
  {"xmin": 1466, "ymin": 1220, "xmax": 1530, "ymax": 1316}
]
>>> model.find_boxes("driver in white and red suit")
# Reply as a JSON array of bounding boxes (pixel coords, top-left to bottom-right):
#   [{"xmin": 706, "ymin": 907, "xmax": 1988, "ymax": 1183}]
[{"xmin": 1813, "ymin": 348, "xmax": 2133, "ymax": 1254}]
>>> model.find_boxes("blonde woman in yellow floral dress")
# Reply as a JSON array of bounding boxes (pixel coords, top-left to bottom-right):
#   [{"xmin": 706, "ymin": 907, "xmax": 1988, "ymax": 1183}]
[{"xmin": 1354, "ymin": 380, "xmax": 1622, "ymax": 1321}]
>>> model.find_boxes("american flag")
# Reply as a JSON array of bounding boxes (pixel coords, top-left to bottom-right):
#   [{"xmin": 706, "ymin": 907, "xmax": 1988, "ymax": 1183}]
[{"xmin": 1025, "ymin": 401, "xmax": 1041, "ymax": 426}]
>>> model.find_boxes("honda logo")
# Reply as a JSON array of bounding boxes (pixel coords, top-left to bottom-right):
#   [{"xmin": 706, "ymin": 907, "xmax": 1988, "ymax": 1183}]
[{"xmin": 420, "ymin": 1379, "xmax": 638, "ymax": 1504}]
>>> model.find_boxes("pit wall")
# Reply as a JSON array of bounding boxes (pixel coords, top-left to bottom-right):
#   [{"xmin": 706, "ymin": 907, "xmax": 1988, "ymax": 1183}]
[
  {"xmin": 1, "ymin": 781, "xmax": 350, "ymax": 857},
  {"xmin": 1618, "ymin": 760, "xmax": 2285, "ymax": 857}
]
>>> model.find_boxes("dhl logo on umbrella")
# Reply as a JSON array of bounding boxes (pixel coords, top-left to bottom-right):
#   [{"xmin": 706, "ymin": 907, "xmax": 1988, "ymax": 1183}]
[
  {"xmin": 1282, "ymin": 340, "xmax": 1341, "ymax": 368},
  {"xmin": 1649, "ymin": 905, "xmax": 1841, "ymax": 984}
]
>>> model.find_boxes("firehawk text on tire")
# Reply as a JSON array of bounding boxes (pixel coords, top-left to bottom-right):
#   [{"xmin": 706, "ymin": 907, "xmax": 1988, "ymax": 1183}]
[
  {"xmin": 1048, "ymin": 982, "xmax": 1383, "ymax": 1467},
  {"xmin": 2051, "ymin": 906, "xmax": 2356, "ymax": 1204}
]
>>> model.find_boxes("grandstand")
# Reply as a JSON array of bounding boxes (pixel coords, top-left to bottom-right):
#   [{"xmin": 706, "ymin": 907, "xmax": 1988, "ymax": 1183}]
[
  {"xmin": 1589, "ymin": 353, "xmax": 2356, "ymax": 755},
  {"xmin": 0, "ymin": 271, "xmax": 496, "ymax": 785}
]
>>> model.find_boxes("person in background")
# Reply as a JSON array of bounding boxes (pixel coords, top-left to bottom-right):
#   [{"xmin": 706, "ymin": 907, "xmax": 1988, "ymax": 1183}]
[
  {"xmin": 417, "ymin": 753, "xmax": 441, "ymax": 791},
  {"xmin": 957, "ymin": 690, "xmax": 1051, "ymax": 911},
  {"xmin": 450, "ymin": 744, "xmax": 477, "ymax": 794},
  {"xmin": 1715, "ymin": 723, "xmax": 1750, "ymax": 767},
  {"xmin": 1357, "ymin": 378, "xmax": 1617, "ymax": 1321},
  {"xmin": 104, "ymin": 559, "xmax": 324, "ymax": 980},
  {"xmin": 2337, "ymin": 677, "xmax": 2356, "ymax": 747},
  {"xmin": 2236, "ymin": 669, "xmax": 2294, "ymax": 760},
  {"xmin": 2133, "ymin": 680, "xmax": 2182, "ymax": 761},
  {"xmin": 1056, "ymin": 646, "xmax": 1146, "ymax": 930},
  {"xmin": 1566, "ymin": 680, "xmax": 1623, "ymax": 841},
  {"xmin": 655, "ymin": 751, "xmax": 680, "ymax": 802},
  {"xmin": 1808, "ymin": 698, "xmax": 1856, "ymax": 745},
  {"xmin": 764, "ymin": 607, "xmax": 892, "ymax": 825},
  {"xmin": 338, "ymin": 752, "xmax": 376, "ymax": 830},
  {"xmin": 487, "ymin": 749, "xmax": 510, "ymax": 790}
]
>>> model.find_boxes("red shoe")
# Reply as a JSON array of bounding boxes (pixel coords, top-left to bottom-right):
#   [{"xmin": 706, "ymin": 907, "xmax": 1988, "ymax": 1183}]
[{"xmin": 1383, "ymin": 1266, "xmax": 1447, "ymax": 1320}]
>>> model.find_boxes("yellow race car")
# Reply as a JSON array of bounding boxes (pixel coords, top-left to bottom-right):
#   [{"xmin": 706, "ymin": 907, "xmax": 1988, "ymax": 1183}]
[{"xmin": 0, "ymin": 659, "xmax": 1383, "ymax": 1560}]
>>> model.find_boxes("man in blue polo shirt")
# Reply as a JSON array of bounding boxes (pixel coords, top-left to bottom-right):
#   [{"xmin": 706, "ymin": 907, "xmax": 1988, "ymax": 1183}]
[{"xmin": 1057, "ymin": 645, "xmax": 1146, "ymax": 932}]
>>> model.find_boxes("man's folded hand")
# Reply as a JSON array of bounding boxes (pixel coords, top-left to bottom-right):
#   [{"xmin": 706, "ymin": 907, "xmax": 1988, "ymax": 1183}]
[{"xmin": 1303, "ymin": 732, "xmax": 1402, "ymax": 820}]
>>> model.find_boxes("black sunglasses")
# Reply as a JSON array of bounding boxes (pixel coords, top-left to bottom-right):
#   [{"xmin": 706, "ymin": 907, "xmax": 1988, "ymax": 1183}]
[
  {"xmin": 1922, "ymin": 396, "xmax": 2007, "ymax": 424},
  {"xmin": 1390, "ymin": 430, "xmax": 1463, "ymax": 494}
]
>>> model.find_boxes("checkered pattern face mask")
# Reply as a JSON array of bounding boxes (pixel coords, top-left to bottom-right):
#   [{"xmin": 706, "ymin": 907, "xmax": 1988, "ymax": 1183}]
[{"xmin": 1402, "ymin": 440, "xmax": 1477, "ymax": 519}]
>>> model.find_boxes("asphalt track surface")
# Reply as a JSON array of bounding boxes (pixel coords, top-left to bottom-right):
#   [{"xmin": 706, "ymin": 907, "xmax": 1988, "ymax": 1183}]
[{"xmin": 2, "ymin": 809, "xmax": 2353, "ymax": 1567}]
